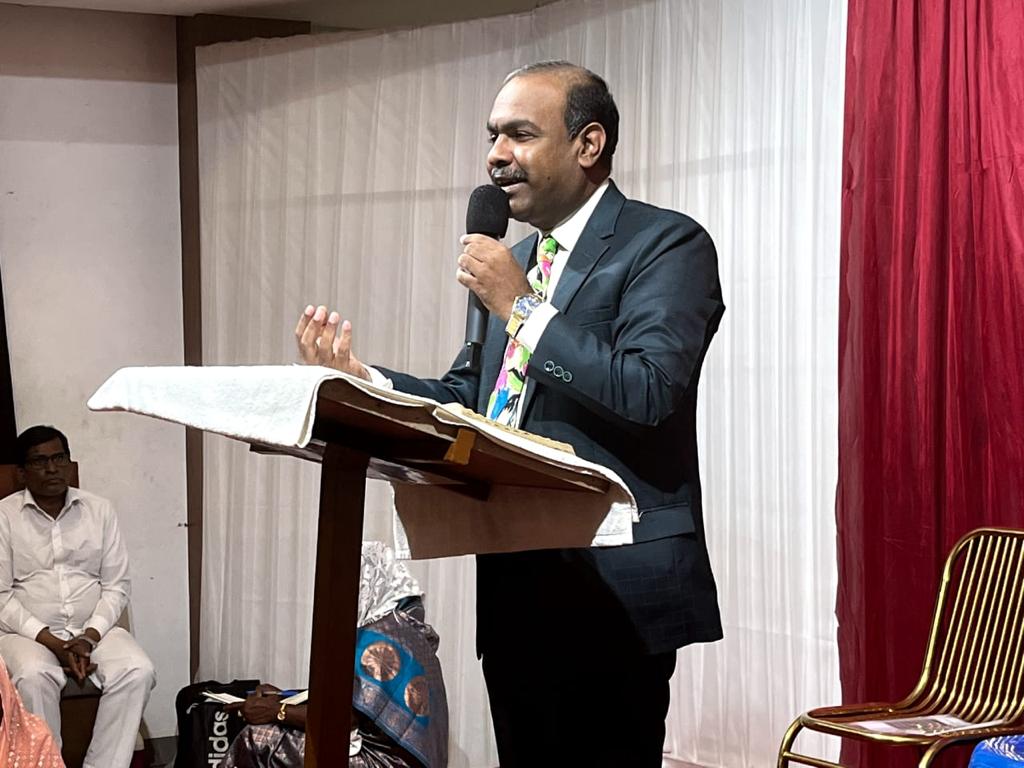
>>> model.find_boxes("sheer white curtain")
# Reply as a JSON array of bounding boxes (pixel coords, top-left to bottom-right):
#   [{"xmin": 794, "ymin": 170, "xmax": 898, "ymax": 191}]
[{"xmin": 195, "ymin": 0, "xmax": 845, "ymax": 765}]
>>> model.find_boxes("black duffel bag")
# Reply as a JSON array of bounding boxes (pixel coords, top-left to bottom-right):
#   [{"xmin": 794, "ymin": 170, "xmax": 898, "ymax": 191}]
[{"xmin": 173, "ymin": 678, "xmax": 260, "ymax": 768}]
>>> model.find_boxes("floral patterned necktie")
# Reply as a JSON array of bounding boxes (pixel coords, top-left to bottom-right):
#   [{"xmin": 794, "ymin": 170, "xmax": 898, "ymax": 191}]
[{"xmin": 486, "ymin": 235, "xmax": 558, "ymax": 425}]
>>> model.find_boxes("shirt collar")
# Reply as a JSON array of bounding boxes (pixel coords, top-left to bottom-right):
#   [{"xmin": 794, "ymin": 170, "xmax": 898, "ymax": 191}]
[
  {"xmin": 21, "ymin": 486, "xmax": 81, "ymax": 517},
  {"xmin": 543, "ymin": 178, "xmax": 611, "ymax": 254}
]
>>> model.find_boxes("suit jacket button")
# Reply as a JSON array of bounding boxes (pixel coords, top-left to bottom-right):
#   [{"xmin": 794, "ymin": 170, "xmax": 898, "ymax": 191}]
[
  {"xmin": 544, "ymin": 360, "xmax": 555, "ymax": 373},
  {"xmin": 563, "ymin": 371, "xmax": 573, "ymax": 383},
  {"xmin": 553, "ymin": 365, "xmax": 564, "ymax": 377}
]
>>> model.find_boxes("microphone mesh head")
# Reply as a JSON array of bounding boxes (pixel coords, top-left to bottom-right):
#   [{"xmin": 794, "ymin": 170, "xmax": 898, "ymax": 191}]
[{"xmin": 466, "ymin": 184, "xmax": 510, "ymax": 238}]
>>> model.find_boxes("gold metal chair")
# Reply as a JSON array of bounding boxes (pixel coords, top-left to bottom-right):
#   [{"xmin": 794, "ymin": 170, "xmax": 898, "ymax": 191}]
[{"xmin": 778, "ymin": 527, "xmax": 1024, "ymax": 768}]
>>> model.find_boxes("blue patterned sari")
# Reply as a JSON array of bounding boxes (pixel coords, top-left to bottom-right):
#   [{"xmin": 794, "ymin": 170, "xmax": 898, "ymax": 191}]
[{"xmin": 223, "ymin": 598, "xmax": 447, "ymax": 768}]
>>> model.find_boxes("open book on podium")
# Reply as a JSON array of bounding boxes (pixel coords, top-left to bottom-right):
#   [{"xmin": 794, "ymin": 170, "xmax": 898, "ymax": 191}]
[{"xmin": 88, "ymin": 365, "xmax": 638, "ymax": 767}]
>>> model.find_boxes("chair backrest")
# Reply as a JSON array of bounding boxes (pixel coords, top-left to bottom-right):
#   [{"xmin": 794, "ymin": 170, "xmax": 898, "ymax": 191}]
[
  {"xmin": 0, "ymin": 463, "xmax": 81, "ymax": 498},
  {"xmin": 907, "ymin": 528, "xmax": 1024, "ymax": 722},
  {"xmin": 0, "ymin": 464, "xmax": 22, "ymax": 498}
]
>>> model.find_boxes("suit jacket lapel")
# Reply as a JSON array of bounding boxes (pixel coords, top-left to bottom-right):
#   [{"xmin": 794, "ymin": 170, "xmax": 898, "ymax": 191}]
[
  {"xmin": 520, "ymin": 183, "xmax": 625, "ymax": 423},
  {"xmin": 549, "ymin": 224, "xmax": 614, "ymax": 313},
  {"xmin": 515, "ymin": 232, "xmax": 538, "ymax": 273}
]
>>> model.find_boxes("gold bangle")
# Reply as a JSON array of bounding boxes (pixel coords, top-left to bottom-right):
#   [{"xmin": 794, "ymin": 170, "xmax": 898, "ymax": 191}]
[{"xmin": 277, "ymin": 702, "xmax": 288, "ymax": 722}]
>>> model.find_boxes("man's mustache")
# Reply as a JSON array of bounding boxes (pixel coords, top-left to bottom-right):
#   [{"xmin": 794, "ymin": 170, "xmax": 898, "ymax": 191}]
[{"xmin": 490, "ymin": 169, "xmax": 528, "ymax": 185}]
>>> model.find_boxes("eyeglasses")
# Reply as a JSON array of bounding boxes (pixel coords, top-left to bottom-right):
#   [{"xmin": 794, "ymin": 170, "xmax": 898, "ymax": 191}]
[{"xmin": 24, "ymin": 452, "xmax": 70, "ymax": 470}]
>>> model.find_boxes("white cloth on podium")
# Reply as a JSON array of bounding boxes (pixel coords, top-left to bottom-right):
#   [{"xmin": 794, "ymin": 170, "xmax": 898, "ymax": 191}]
[
  {"xmin": 87, "ymin": 365, "xmax": 637, "ymax": 558},
  {"xmin": 86, "ymin": 364, "xmax": 412, "ymax": 448}
]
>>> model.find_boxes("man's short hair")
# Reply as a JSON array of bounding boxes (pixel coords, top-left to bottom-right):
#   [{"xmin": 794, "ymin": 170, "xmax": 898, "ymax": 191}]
[
  {"xmin": 15, "ymin": 426, "xmax": 70, "ymax": 466},
  {"xmin": 505, "ymin": 60, "xmax": 620, "ymax": 168}
]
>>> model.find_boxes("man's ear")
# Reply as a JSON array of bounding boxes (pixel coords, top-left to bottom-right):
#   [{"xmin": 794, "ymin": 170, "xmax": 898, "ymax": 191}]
[
  {"xmin": 576, "ymin": 122, "xmax": 607, "ymax": 169},
  {"xmin": 15, "ymin": 467, "xmax": 25, "ymax": 486}
]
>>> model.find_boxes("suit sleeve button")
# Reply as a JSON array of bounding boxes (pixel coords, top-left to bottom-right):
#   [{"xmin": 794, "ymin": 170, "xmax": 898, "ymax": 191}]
[
  {"xmin": 553, "ymin": 365, "xmax": 564, "ymax": 377},
  {"xmin": 544, "ymin": 360, "xmax": 555, "ymax": 373},
  {"xmin": 563, "ymin": 371, "xmax": 573, "ymax": 383}
]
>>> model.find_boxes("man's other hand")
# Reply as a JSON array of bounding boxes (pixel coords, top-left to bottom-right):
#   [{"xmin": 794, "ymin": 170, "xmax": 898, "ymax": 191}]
[
  {"xmin": 295, "ymin": 305, "xmax": 370, "ymax": 379},
  {"xmin": 457, "ymin": 234, "xmax": 532, "ymax": 322},
  {"xmin": 61, "ymin": 658, "xmax": 97, "ymax": 684},
  {"xmin": 58, "ymin": 646, "xmax": 91, "ymax": 684}
]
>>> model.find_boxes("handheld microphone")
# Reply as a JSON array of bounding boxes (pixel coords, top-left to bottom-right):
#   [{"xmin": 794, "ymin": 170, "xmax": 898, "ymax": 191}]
[{"xmin": 463, "ymin": 184, "xmax": 510, "ymax": 372}]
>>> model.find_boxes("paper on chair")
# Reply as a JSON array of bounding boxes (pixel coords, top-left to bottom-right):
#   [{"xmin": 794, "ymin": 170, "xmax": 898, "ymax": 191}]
[{"xmin": 848, "ymin": 714, "xmax": 1005, "ymax": 736}]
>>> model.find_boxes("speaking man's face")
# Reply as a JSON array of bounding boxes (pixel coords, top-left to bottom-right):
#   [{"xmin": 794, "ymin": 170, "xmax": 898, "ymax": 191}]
[{"xmin": 486, "ymin": 72, "xmax": 587, "ymax": 231}]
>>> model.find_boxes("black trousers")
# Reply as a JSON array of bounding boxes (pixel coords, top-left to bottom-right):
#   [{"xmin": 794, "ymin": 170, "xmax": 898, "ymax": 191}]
[{"xmin": 481, "ymin": 645, "xmax": 677, "ymax": 768}]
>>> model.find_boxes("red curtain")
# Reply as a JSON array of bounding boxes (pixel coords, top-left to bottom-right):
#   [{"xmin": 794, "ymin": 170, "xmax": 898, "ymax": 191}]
[{"xmin": 838, "ymin": 0, "xmax": 1024, "ymax": 765}]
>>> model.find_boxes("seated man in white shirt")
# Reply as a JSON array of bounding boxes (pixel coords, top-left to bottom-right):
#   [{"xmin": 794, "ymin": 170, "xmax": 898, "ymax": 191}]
[{"xmin": 0, "ymin": 425, "xmax": 155, "ymax": 768}]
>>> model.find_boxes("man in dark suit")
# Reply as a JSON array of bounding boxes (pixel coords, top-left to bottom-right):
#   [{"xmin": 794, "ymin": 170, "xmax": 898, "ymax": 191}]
[{"xmin": 296, "ymin": 60, "xmax": 724, "ymax": 766}]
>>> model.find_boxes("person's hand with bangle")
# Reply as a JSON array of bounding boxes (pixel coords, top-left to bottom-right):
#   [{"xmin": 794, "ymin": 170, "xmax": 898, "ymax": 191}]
[
  {"xmin": 225, "ymin": 688, "xmax": 308, "ymax": 730},
  {"xmin": 226, "ymin": 693, "xmax": 280, "ymax": 725}
]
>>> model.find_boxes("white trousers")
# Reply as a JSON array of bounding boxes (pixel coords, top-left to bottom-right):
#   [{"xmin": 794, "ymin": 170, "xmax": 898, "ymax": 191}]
[{"xmin": 0, "ymin": 627, "xmax": 156, "ymax": 768}]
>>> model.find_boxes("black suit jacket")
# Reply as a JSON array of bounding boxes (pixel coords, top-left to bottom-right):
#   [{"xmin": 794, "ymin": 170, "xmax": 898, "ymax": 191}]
[{"xmin": 380, "ymin": 182, "xmax": 725, "ymax": 655}]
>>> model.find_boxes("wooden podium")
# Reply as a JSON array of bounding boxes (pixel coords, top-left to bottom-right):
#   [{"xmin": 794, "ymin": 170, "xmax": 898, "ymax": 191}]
[
  {"xmin": 88, "ymin": 367, "xmax": 633, "ymax": 768},
  {"xmin": 271, "ymin": 379, "xmax": 619, "ymax": 767}
]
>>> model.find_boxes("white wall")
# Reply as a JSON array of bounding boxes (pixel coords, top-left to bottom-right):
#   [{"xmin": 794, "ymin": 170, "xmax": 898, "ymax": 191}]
[{"xmin": 0, "ymin": 3, "xmax": 188, "ymax": 739}]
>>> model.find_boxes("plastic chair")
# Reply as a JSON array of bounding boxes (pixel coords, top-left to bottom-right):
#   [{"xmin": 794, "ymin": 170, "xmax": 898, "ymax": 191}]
[{"xmin": 778, "ymin": 527, "xmax": 1024, "ymax": 768}]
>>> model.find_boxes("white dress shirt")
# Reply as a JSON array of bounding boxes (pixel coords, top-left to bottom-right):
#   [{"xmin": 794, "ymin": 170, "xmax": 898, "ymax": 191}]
[
  {"xmin": 368, "ymin": 179, "xmax": 611, "ymax": 428},
  {"xmin": 512, "ymin": 178, "xmax": 611, "ymax": 354},
  {"xmin": 0, "ymin": 487, "xmax": 131, "ymax": 641}
]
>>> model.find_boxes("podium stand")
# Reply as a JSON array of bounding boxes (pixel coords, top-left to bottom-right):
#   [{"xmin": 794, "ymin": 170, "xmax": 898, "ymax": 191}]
[
  {"xmin": 269, "ymin": 379, "xmax": 619, "ymax": 767},
  {"xmin": 87, "ymin": 367, "xmax": 634, "ymax": 768}
]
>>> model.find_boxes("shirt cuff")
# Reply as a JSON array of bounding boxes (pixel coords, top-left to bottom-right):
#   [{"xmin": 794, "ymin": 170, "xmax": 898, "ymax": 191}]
[
  {"xmin": 22, "ymin": 616, "xmax": 47, "ymax": 642},
  {"xmin": 515, "ymin": 303, "xmax": 559, "ymax": 353},
  {"xmin": 364, "ymin": 365, "xmax": 394, "ymax": 389},
  {"xmin": 84, "ymin": 615, "xmax": 112, "ymax": 638}
]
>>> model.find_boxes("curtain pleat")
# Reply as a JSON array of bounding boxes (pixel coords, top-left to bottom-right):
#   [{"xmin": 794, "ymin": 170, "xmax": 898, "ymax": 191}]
[{"xmin": 196, "ymin": 0, "xmax": 845, "ymax": 764}]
